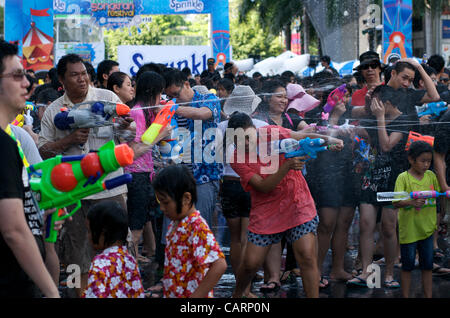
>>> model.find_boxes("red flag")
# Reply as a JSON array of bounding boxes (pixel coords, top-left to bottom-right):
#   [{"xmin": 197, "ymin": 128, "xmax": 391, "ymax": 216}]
[{"xmin": 30, "ymin": 8, "xmax": 50, "ymax": 17}]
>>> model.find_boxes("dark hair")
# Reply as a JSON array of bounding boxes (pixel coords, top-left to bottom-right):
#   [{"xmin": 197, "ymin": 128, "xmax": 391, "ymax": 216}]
[
  {"xmin": 57, "ymin": 53, "xmax": 85, "ymax": 79},
  {"xmin": 393, "ymin": 61, "xmax": 415, "ymax": 75},
  {"xmin": 224, "ymin": 62, "xmax": 234, "ymax": 72},
  {"xmin": 367, "ymin": 85, "xmax": 401, "ymax": 114},
  {"xmin": 25, "ymin": 74, "xmax": 36, "ymax": 93},
  {"xmin": 36, "ymin": 87, "xmax": 60, "ymax": 105},
  {"xmin": 152, "ymin": 165, "xmax": 197, "ymax": 215},
  {"xmin": 181, "ymin": 67, "xmax": 192, "ymax": 77},
  {"xmin": 223, "ymin": 72, "xmax": 235, "ymax": 83},
  {"xmin": 255, "ymin": 79, "xmax": 286, "ymax": 113},
  {"xmin": 252, "ymin": 72, "xmax": 262, "ymax": 79},
  {"xmin": 163, "ymin": 68, "xmax": 187, "ymax": 88},
  {"xmin": 443, "ymin": 68, "xmax": 450, "ymax": 76},
  {"xmin": 217, "ymin": 78, "xmax": 234, "ymax": 94},
  {"xmin": 408, "ymin": 140, "xmax": 433, "ymax": 160},
  {"xmin": 107, "ymin": 71, "xmax": 129, "ymax": 92},
  {"xmin": 87, "ymin": 201, "xmax": 128, "ymax": 246},
  {"xmin": 227, "ymin": 111, "xmax": 254, "ymax": 130},
  {"xmin": 0, "ymin": 40, "xmax": 18, "ymax": 76},
  {"xmin": 427, "ymin": 55, "xmax": 445, "ymax": 74},
  {"xmin": 136, "ymin": 62, "xmax": 165, "ymax": 82},
  {"xmin": 320, "ymin": 56, "xmax": 331, "ymax": 65},
  {"xmin": 97, "ymin": 59, "xmax": 119, "ymax": 85},
  {"xmin": 84, "ymin": 61, "xmax": 96, "ymax": 83},
  {"xmin": 413, "ymin": 64, "xmax": 437, "ymax": 89},
  {"xmin": 132, "ymin": 71, "xmax": 165, "ymax": 128}
]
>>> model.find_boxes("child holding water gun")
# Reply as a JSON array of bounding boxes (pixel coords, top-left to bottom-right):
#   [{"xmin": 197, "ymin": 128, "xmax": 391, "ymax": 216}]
[
  {"xmin": 152, "ymin": 165, "xmax": 227, "ymax": 298},
  {"xmin": 393, "ymin": 141, "xmax": 441, "ymax": 298},
  {"xmin": 82, "ymin": 201, "xmax": 145, "ymax": 298},
  {"xmin": 228, "ymin": 112, "xmax": 343, "ymax": 298}
]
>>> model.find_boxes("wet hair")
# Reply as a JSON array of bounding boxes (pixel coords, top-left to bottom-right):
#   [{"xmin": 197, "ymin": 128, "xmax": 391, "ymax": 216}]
[
  {"xmin": 107, "ymin": 71, "xmax": 130, "ymax": 92},
  {"xmin": 132, "ymin": 71, "xmax": 165, "ymax": 127},
  {"xmin": 0, "ymin": 40, "xmax": 18, "ymax": 76},
  {"xmin": 57, "ymin": 53, "xmax": 85, "ymax": 79},
  {"xmin": 87, "ymin": 201, "xmax": 128, "ymax": 246},
  {"xmin": 367, "ymin": 85, "xmax": 401, "ymax": 114},
  {"xmin": 163, "ymin": 68, "xmax": 187, "ymax": 89},
  {"xmin": 413, "ymin": 64, "xmax": 437, "ymax": 89},
  {"xmin": 227, "ymin": 111, "xmax": 254, "ymax": 130},
  {"xmin": 407, "ymin": 140, "xmax": 433, "ymax": 160},
  {"xmin": 152, "ymin": 165, "xmax": 197, "ymax": 215},
  {"xmin": 427, "ymin": 55, "xmax": 445, "ymax": 74},
  {"xmin": 136, "ymin": 62, "xmax": 165, "ymax": 82},
  {"xmin": 97, "ymin": 59, "xmax": 119, "ymax": 85},
  {"xmin": 393, "ymin": 61, "xmax": 415, "ymax": 75}
]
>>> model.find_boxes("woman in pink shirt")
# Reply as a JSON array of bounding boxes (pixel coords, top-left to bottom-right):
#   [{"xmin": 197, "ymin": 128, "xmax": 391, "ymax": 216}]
[
  {"xmin": 228, "ymin": 112, "xmax": 343, "ymax": 298},
  {"xmin": 125, "ymin": 71, "xmax": 170, "ymax": 262}
]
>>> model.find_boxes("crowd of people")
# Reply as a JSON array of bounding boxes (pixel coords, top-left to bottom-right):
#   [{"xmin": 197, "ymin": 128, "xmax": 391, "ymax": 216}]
[{"xmin": 1, "ymin": 37, "xmax": 450, "ymax": 298}]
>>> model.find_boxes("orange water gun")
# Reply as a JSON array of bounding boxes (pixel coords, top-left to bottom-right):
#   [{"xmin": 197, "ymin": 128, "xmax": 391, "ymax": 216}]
[
  {"xmin": 141, "ymin": 100, "xmax": 179, "ymax": 145},
  {"xmin": 405, "ymin": 131, "xmax": 434, "ymax": 151}
]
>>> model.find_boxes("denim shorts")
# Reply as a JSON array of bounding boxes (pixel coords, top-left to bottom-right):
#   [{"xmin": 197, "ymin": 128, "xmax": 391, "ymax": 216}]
[
  {"xmin": 400, "ymin": 234, "xmax": 434, "ymax": 271},
  {"xmin": 247, "ymin": 215, "xmax": 319, "ymax": 247}
]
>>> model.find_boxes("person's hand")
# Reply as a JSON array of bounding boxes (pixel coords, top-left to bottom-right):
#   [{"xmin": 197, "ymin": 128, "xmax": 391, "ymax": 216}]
[
  {"xmin": 131, "ymin": 142, "xmax": 153, "ymax": 159},
  {"xmin": 419, "ymin": 114, "xmax": 432, "ymax": 125},
  {"xmin": 24, "ymin": 110, "xmax": 34, "ymax": 126},
  {"xmin": 43, "ymin": 208, "xmax": 72, "ymax": 232},
  {"xmin": 326, "ymin": 137, "xmax": 344, "ymax": 151},
  {"xmin": 399, "ymin": 58, "xmax": 420, "ymax": 69},
  {"xmin": 284, "ymin": 156, "xmax": 308, "ymax": 171},
  {"xmin": 370, "ymin": 98, "xmax": 385, "ymax": 118},
  {"xmin": 116, "ymin": 116, "xmax": 134, "ymax": 130},
  {"xmin": 156, "ymin": 125, "xmax": 173, "ymax": 142},
  {"xmin": 410, "ymin": 198, "xmax": 426, "ymax": 209},
  {"xmin": 69, "ymin": 128, "xmax": 90, "ymax": 145}
]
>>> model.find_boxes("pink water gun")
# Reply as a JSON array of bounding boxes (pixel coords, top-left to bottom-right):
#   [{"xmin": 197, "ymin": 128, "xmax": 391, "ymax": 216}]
[{"xmin": 323, "ymin": 84, "xmax": 348, "ymax": 113}]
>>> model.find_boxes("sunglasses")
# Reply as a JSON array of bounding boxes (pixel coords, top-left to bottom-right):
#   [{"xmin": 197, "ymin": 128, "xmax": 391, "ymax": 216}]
[
  {"xmin": 0, "ymin": 69, "xmax": 27, "ymax": 81},
  {"xmin": 360, "ymin": 62, "xmax": 380, "ymax": 70},
  {"xmin": 440, "ymin": 78, "xmax": 449, "ymax": 83}
]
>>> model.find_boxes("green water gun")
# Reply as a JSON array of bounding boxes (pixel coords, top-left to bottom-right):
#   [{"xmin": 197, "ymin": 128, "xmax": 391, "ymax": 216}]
[{"xmin": 27, "ymin": 140, "xmax": 134, "ymax": 243}]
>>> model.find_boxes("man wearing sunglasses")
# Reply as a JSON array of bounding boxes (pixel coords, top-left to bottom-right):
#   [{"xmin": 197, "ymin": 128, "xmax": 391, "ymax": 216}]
[
  {"xmin": 0, "ymin": 40, "xmax": 60, "ymax": 298},
  {"xmin": 351, "ymin": 51, "xmax": 385, "ymax": 107}
]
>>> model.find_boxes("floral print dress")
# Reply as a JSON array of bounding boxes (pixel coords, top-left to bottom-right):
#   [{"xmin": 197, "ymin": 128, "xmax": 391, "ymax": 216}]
[
  {"xmin": 163, "ymin": 210, "xmax": 225, "ymax": 298},
  {"xmin": 82, "ymin": 245, "xmax": 144, "ymax": 298}
]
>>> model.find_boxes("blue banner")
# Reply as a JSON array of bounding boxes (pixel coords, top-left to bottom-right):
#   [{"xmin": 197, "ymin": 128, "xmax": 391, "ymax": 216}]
[
  {"xmin": 382, "ymin": 0, "xmax": 413, "ymax": 64},
  {"xmin": 443, "ymin": 20, "xmax": 450, "ymax": 39}
]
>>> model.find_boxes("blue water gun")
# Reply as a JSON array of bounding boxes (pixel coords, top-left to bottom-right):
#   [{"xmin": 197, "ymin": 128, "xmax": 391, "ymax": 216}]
[
  {"xmin": 276, "ymin": 137, "xmax": 328, "ymax": 160},
  {"xmin": 417, "ymin": 101, "xmax": 448, "ymax": 119}
]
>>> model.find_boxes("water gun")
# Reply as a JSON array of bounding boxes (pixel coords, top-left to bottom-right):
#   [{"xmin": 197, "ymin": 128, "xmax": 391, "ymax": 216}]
[
  {"xmin": 405, "ymin": 131, "xmax": 434, "ymax": 151},
  {"xmin": 141, "ymin": 99, "xmax": 179, "ymax": 145},
  {"xmin": 416, "ymin": 101, "xmax": 447, "ymax": 119},
  {"xmin": 273, "ymin": 137, "xmax": 328, "ymax": 160},
  {"xmin": 11, "ymin": 113, "xmax": 24, "ymax": 127},
  {"xmin": 54, "ymin": 101, "xmax": 130, "ymax": 130},
  {"xmin": 377, "ymin": 190, "xmax": 450, "ymax": 202},
  {"xmin": 27, "ymin": 140, "xmax": 134, "ymax": 243},
  {"xmin": 25, "ymin": 101, "xmax": 35, "ymax": 112},
  {"xmin": 309, "ymin": 118, "xmax": 355, "ymax": 133},
  {"xmin": 323, "ymin": 84, "xmax": 348, "ymax": 113},
  {"xmin": 354, "ymin": 135, "xmax": 371, "ymax": 163},
  {"xmin": 157, "ymin": 117, "xmax": 184, "ymax": 161}
]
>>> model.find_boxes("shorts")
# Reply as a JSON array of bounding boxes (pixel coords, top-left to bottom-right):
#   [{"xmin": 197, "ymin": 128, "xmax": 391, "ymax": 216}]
[
  {"xmin": 58, "ymin": 194, "xmax": 126, "ymax": 274},
  {"xmin": 126, "ymin": 172, "xmax": 158, "ymax": 231},
  {"xmin": 220, "ymin": 179, "xmax": 251, "ymax": 219},
  {"xmin": 400, "ymin": 234, "xmax": 434, "ymax": 271},
  {"xmin": 247, "ymin": 215, "xmax": 319, "ymax": 247}
]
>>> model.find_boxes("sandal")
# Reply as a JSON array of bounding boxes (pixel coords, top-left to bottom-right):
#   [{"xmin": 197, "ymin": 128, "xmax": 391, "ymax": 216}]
[
  {"xmin": 346, "ymin": 276, "xmax": 368, "ymax": 288},
  {"xmin": 384, "ymin": 280, "xmax": 400, "ymax": 289},
  {"xmin": 432, "ymin": 265, "xmax": 450, "ymax": 277},
  {"xmin": 280, "ymin": 268, "xmax": 301, "ymax": 284},
  {"xmin": 434, "ymin": 248, "xmax": 445, "ymax": 259},
  {"xmin": 319, "ymin": 276, "xmax": 329, "ymax": 289},
  {"xmin": 260, "ymin": 281, "xmax": 281, "ymax": 293}
]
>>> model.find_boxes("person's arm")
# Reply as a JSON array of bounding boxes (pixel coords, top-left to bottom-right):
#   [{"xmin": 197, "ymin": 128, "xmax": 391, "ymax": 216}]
[
  {"xmin": 371, "ymin": 98, "xmax": 403, "ymax": 152},
  {"xmin": 393, "ymin": 198, "xmax": 426, "ymax": 209},
  {"xmin": 176, "ymin": 106, "xmax": 212, "ymax": 121},
  {"xmin": 434, "ymin": 151, "xmax": 449, "ymax": 191},
  {"xmin": 290, "ymin": 130, "xmax": 344, "ymax": 151},
  {"xmin": 190, "ymin": 257, "xmax": 227, "ymax": 298},
  {"xmin": 0, "ymin": 198, "xmax": 60, "ymax": 298}
]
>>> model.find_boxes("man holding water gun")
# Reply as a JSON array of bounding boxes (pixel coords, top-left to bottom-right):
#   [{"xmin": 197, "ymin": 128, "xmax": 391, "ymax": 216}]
[
  {"xmin": 37, "ymin": 54, "xmax": 133, "ymax": 298},
  {"xmin": 163, "ymin": 69, "xmax": 222, "ymax": 229},
  {"xmin": 0, "ymin": 40, "xmax": 60, "ymax": 298}
]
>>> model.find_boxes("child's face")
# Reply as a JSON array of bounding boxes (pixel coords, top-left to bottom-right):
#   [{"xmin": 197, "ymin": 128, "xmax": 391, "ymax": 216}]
[
  {"xmin": 155, "ymin": 191, "xmax": 193, "ymax": 221},
  {"xmin": 409, "ymin": 152, "xmax": 432, "ymax": 175}
]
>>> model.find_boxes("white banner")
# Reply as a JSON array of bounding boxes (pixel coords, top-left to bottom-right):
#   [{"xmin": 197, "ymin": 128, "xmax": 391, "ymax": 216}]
[{"xmin": 117, "ymin": 45, "xmax": 212, "ymax": 76}]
